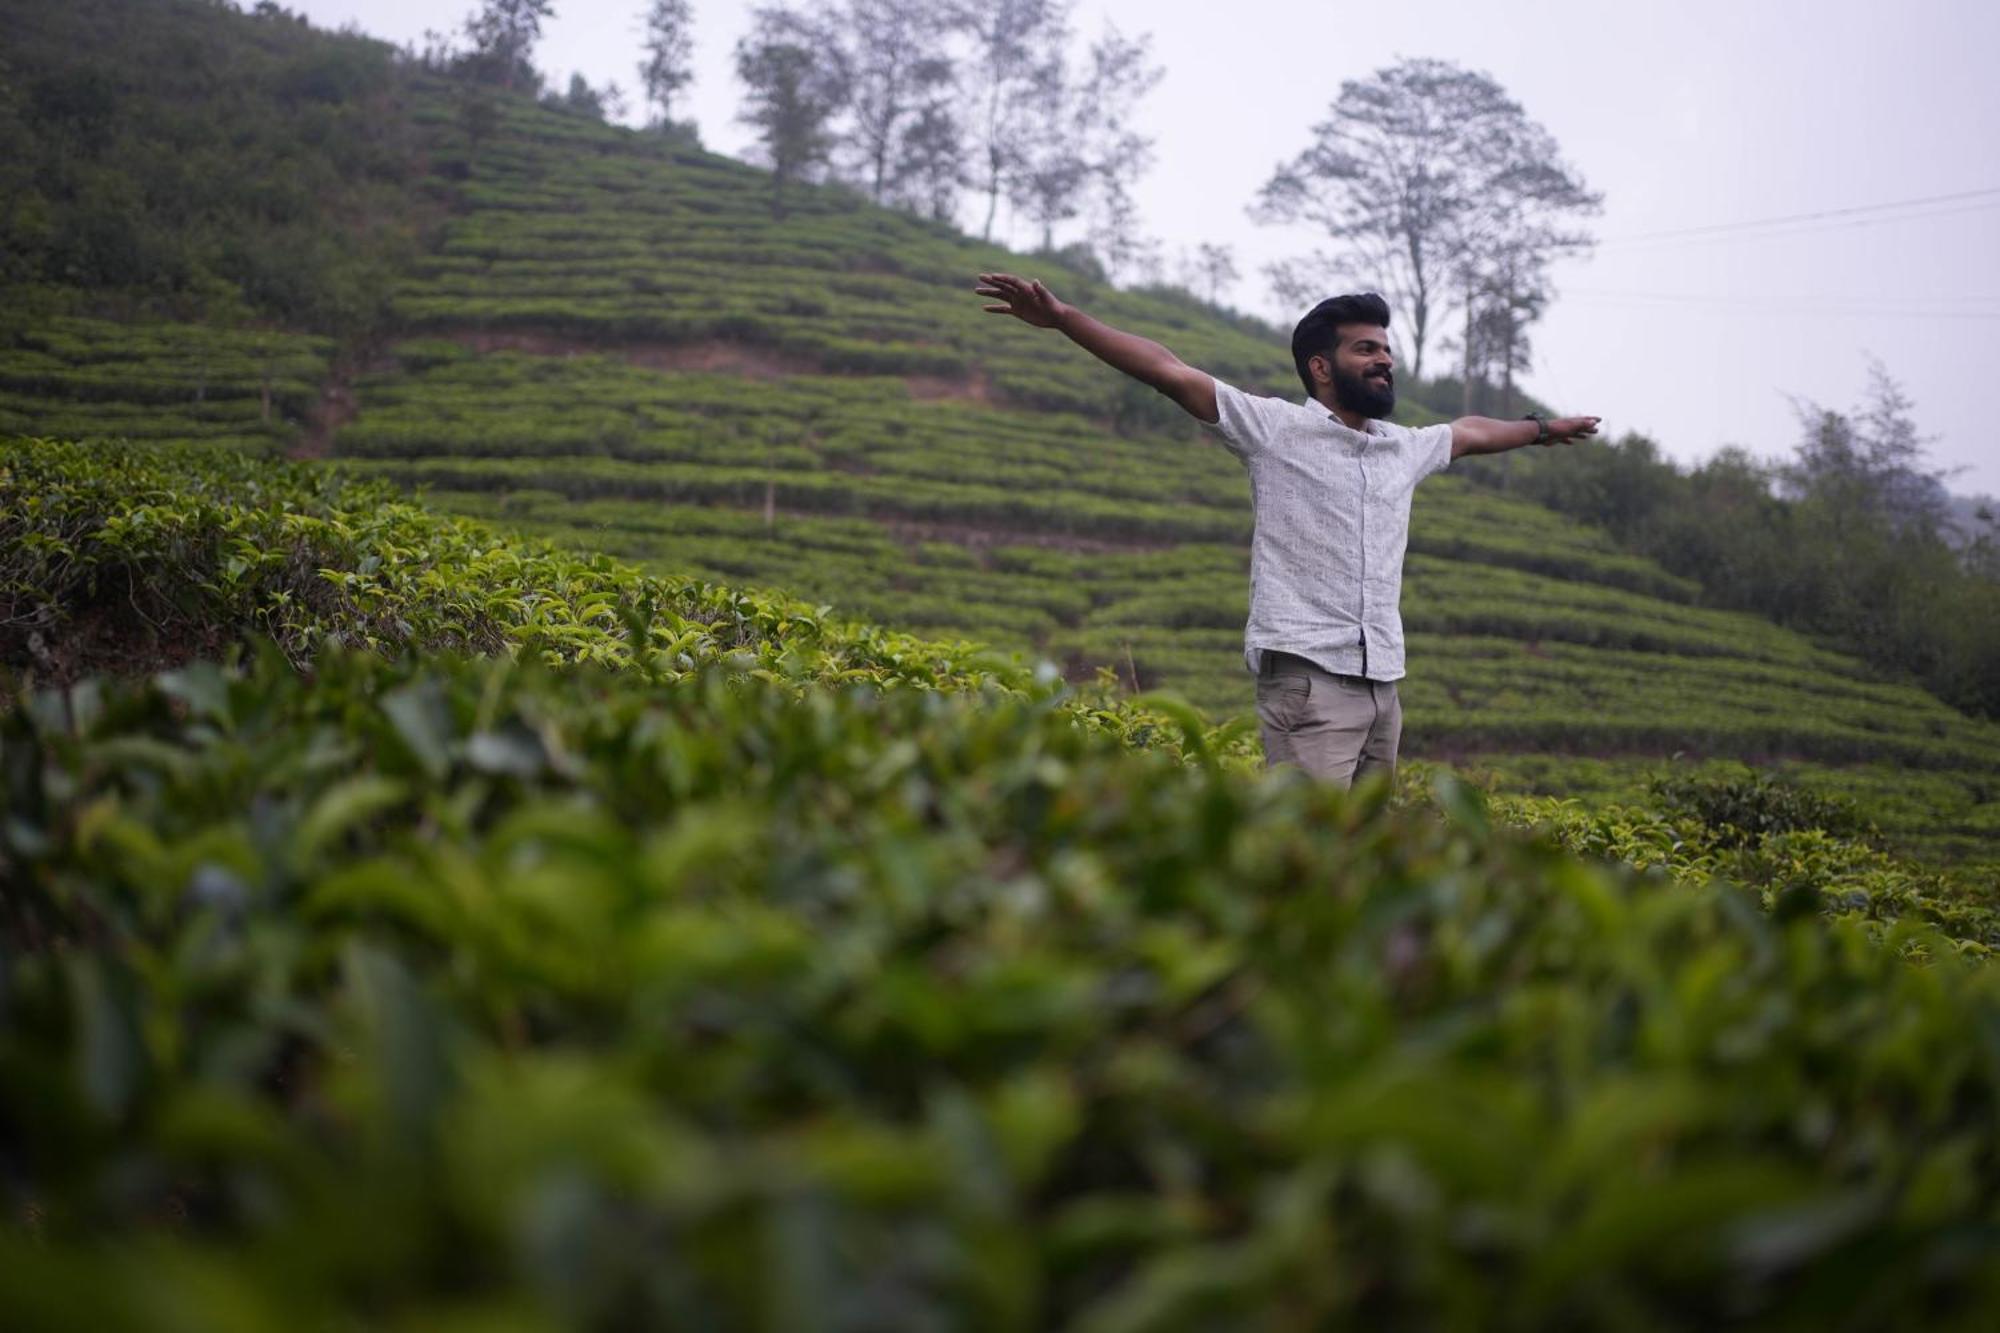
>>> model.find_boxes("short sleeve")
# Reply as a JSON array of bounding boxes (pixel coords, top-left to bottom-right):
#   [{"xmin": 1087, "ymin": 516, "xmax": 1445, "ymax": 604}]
[
  {"xmin": 1204, "ymin": 377, "xmax": 1285, "ymax": 462},
  {"xmin": 1413, "ymin": 422, "xmax": 1453, "ymax": 481}
]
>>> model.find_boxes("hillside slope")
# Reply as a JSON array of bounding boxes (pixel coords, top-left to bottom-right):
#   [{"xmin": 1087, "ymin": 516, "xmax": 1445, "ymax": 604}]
[
  {"xmin": 0, "ymin": 0, "xmax": 1994, "ymax": 874},
  {"xmin": 345, "ymin": 81, "xmax": 2000, "ymax": 871}
]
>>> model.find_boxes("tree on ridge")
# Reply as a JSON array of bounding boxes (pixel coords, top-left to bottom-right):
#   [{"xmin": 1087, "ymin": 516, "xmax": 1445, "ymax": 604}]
[
  {"xmin": 1008, "ymin": 21, "xmax": 1160, "ymax": 272},
  {"xmin": 1183, "ymin": 243, "xmax": 1240, "ymax": 306},
  {"xmin": 956, "ymin": 0, "xmax": 1069, "ymax": 243},
  {"xmin": 461, "ymin": 0, "xmax": 555, "ymax": 95},
  {"xmin": 839, "ymin": 0, "xmax": 955, "ymax": 205},
  {"xmin": 735, "ymin": 4, "xmax": 850, "ymax": 219},
  {"xmin": 1252, "ymin": 58, "xmax": 1596, "ymax": 384},
  {"xmin": 639, "ymin": 0, "xmax": 696, "ymax": 130}
]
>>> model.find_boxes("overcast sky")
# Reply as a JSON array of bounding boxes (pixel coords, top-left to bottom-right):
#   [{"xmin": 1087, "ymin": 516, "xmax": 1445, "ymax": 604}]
[{"xmin": 297, "ymin": 0, "xmax": 2000, "ymax": 496}]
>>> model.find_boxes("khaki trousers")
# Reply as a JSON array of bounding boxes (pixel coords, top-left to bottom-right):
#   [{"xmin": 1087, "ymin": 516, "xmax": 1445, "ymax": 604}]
[{"xmin": 1254, "ymin": 651, "xmax": 1403, "ymax": 788}]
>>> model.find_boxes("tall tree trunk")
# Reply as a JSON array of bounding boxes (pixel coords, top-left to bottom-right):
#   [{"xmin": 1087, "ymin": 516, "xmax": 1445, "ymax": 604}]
[
  {"xmin": 1404, "ymin": 230, "xmax": 1430, "ymax": 382},
  {"xmin": 981, "ymin": 151, "xmax": 1002, "ymax": 240},
  {"xmin": 979, "ymin": 76, "xmax": 1004, "ymax": 241},
  {"xmin": 1460, "ymin": 293, "xmax": 1475, "ymax": 416},
  {"xmin": 1409, "ymin": 296, "xmax": 1428, "ymax": 382}
]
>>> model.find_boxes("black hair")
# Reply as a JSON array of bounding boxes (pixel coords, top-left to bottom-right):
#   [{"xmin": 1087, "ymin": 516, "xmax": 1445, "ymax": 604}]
[{"xmin": 1290, "ymin": 292, "xmax": 1391, "ymax": 398}]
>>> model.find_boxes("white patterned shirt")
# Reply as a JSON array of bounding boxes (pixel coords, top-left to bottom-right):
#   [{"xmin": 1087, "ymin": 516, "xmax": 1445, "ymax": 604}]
[{"xmin": 1206, "ymin": 378, "xmax": 1453, "ymax": 682}]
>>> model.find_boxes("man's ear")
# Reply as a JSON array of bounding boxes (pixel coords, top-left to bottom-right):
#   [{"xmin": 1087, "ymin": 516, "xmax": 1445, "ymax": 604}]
[{"xmin": 1309, "ymin": 353, "xmax": 1334, "ymax": 385}]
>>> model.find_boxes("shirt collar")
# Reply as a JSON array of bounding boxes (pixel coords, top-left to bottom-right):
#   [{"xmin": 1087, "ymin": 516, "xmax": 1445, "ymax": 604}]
[{"xmin": 1305, "ymin": 397, "xmax": 1386, "ymax": 437}]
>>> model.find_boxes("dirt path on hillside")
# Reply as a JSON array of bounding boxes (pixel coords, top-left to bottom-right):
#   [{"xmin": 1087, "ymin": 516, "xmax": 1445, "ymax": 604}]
[{"xmin": 293, "ymin": 376, "xmax": 357, "ymax": 459}]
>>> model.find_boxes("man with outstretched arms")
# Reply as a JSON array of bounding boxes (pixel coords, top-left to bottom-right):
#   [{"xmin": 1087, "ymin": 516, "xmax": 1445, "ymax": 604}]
[{"xmin": 974, "ymin": 271, "xmax": 1601, "ymax": 787}]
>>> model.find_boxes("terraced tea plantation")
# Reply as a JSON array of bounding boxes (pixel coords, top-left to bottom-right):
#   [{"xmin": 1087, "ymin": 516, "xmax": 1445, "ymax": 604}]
[
  {"xmin": 335, "ymin": 346, "xmax": 1991, "ymax": 746},
  {"xmin": 317, "ymin": 86, "xmax": 2000, "ymax": 875},
  {"xmin": 336, "ymin": 345, "xmax": 2000, "ymax": 870},
  {"xmin": 390, "ymin": 91, "xmax": 1295, "ymax": 418},
  {"xmin": 4, "ymin": 66, "xmax": 1995, "ymax": 876},
  {"xmin": 0, "ymin": 317, "xmax": 332, "ymax": 454}
]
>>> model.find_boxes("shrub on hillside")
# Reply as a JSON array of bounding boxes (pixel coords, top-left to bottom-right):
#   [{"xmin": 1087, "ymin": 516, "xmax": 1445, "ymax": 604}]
[
  {"xmin": 1650, "ymin": 767, "xmax": 1870, "ymax": 848},
  {"xmin": 0, "ymin": 0, "xmax": 427, "ymax": 332}
]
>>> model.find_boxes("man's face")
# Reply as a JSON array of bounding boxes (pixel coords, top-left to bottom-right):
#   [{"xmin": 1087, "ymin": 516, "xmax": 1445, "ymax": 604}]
[{"xmin": 1316, "ymin": 323, "xmax": 1395, "ymax": 418}]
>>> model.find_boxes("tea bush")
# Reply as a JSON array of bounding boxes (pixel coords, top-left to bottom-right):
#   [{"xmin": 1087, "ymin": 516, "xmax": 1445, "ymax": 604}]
[
  {"xmin": 5, "ymin": 648, "xmax": 2000, "ymax": 1330},
  {"xmin": 1650, "ymin": 767, "xmax": 1871, "ymax": 848},
  {"xmin": 0, "ymin": 318, "xmax": 332, "ymax": 451},
  {"xmin": 7, "ymin": 434, "xmax": 2000, "ymax": 1327}
]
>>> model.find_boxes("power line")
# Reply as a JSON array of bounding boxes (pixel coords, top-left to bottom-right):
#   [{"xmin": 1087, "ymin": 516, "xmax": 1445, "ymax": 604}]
[
  {"xmin": 1592, "ymin": 200, "xmax": 2000, "ymax": 252},
  {"xmin": 1568, "ymin": 286, "xmax": 2000, "ymax": 309},
  {"xmin": 1595, "ymin": 185, "xmax": 2000, "ymax": 246},
  {"xmin": 1563, "ymin": 290, "xmax": 2000, "ymax": 321},
  {"xmin": 1604, "ymin": 202, "xmax": 2000, "ymax": 254}
]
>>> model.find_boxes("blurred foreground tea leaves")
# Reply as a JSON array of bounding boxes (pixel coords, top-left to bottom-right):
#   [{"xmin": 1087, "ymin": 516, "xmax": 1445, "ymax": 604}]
[{"xmin": 4, "ymin": 440, "xmax": 2000, "ymax": 1329}]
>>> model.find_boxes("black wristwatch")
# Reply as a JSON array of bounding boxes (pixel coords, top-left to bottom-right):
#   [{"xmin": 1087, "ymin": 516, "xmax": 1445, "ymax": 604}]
[{"xmin": 1523, "ymin": 412, "xmax": 1549, "ymax": 444}]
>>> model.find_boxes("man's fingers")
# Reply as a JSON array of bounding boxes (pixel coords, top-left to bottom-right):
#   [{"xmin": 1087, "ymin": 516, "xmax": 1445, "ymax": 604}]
[{"xmin": 982, "ymin": 305, "xmax": 1013, "ymax": 315}]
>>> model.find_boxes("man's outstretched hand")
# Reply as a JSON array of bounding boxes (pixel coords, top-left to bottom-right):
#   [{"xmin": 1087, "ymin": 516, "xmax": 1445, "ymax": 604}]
[
  {"xmin": 976, "ymin": 273, "xmax": 1067, "ymax": 329},
  {"xmin": 1542, "ymin": 416, "xmax": 1602, "ymax": 445}
]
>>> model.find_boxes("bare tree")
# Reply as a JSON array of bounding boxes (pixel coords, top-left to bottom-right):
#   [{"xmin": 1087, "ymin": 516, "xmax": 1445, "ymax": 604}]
[
  {"xmin": 1092, "ymin": 176, "xmax": 1158, "ymax": 283},
  {"xmin": 1784, "ymin": 360, "xmax": 1952, "ymax": 535},
  {"xmin": 1251, "ymin": 58, "xmax": 1591, "ymax": 383},
  {"xmin": 1183, "ymin": 242, "xmax": 1239, "ymax": 305},
  {"xmin": 735, "ymin": 5, "xmax": 850, "ymax": 218},
  {"xmin": 1010, "ymin": 50, "xmax": 1087, "ymax": 250},
  {"xmin": 638, "ymin": 0, "xmax": 695, "ymax": 127},
  {"xmin": 1457, "ymin": 257, "xmax": 1546, "ymax": 415},
  {"xmin": 955, "ymin": 0, "xmax": 1070, "ymax": 242},
  {"xmin": 414, "ymin": 26, "xmax": 458, "ymax": 70},
  {"xmin": 1447, "ymin": 116, "xmax": 1597, "ymax": 411},
  {"xmin": 890, "ymin": 99, "xmax": 965, "ymax": 222},
  {"xmin": 1073, "ymin": 25, "xmax": 1161, "ymax": 274},
  {"xmin": 1263, "ymin": 251, "xmax": 1361, "ymax": 319},
  {"xmin": 1007, "ymin": 21, "xmax": 1159, "ymax": 263},
  {"xmin": 838, "ymin": 0, "xmax": 955, "ymax": 205},
  {"xmin": 461, "ymin": 0, "xmax": 554, "ymax": 94}
]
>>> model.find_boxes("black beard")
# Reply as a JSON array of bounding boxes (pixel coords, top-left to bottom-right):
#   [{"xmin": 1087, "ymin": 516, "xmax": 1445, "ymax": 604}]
[{"xmin": 1331, "ymin": 366, "xmax": 1395, "ymax": 419}]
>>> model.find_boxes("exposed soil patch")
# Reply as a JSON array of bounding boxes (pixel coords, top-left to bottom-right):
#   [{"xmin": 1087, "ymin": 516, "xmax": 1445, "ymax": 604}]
[
  {"xmin": 294, "ymin": 376, "xmax": 358, "ymax": 459},
  {"xmin": 906, "ymin": 369, "xmax": 996, "ymax": 405},
  {"xmin": 1, "ymin": 598, "xmax": 233, "ymax": 698},
  {"xmin": 630, "ymin": 341, "xmax": 801, "ymax": 379}
]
